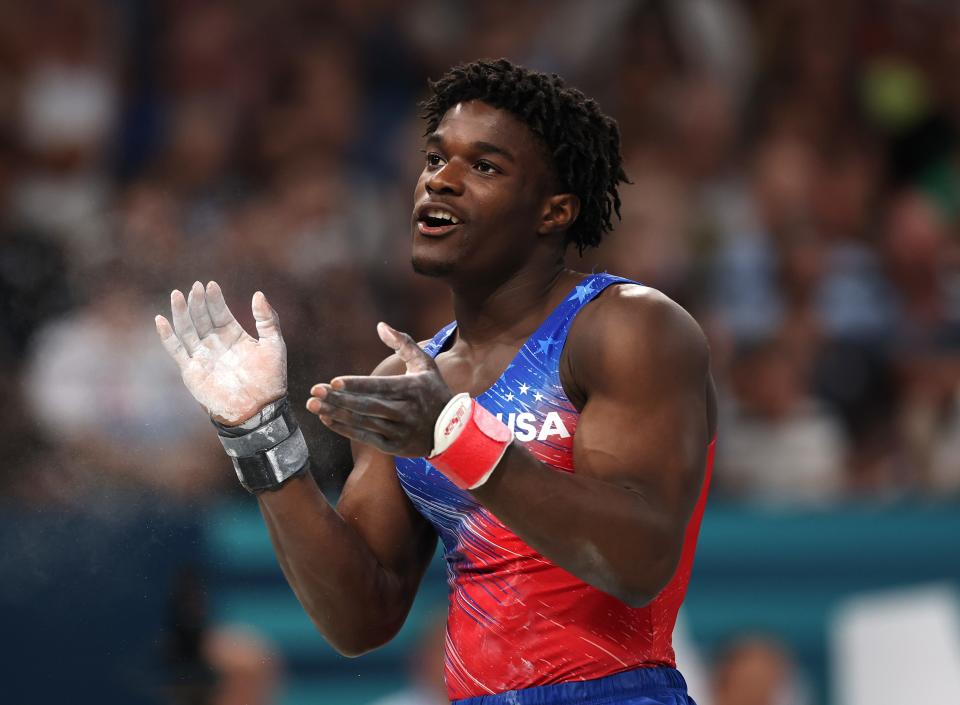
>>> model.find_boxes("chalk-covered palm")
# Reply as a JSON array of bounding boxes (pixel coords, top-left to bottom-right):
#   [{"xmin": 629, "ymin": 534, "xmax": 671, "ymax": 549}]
[{"xmin": 155, "ymin": 281, "xmax": 287, "ymax": 425}]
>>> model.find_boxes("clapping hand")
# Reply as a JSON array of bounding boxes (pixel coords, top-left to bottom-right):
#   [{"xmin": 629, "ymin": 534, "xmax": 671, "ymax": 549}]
[
  {"xmin": 155, "ymin": 281, "xmax": 287, "ymax": 425},
  {"xmin": 307, "ymin": 323, "xmax": 453, "ymax": 457}
]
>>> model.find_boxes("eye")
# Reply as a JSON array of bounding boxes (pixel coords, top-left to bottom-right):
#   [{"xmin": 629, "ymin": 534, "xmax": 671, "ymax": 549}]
[
  {"xmin": 474, "ymin": 160, "xmax": 499, "ymax": 174},
  {"xmin": 424, "ymin": 151, "xmax": 445, "ymax": 168}
]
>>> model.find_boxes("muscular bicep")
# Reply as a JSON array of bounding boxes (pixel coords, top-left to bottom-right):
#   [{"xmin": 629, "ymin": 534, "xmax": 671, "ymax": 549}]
[
  {"xmin": 334, "ymin": 355, "xmax": 437, "ymax": 595},
  {"xmin": 573, "ymin": 378, "xmax": 708, "ymax": 518},
  {"xmin": 570, "ymin": 287, "xmax": 713, "ymax": 547}
]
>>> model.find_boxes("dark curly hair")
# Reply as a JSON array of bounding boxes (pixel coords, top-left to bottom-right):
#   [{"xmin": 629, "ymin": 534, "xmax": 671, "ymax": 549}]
[{"xmin": 419, "ymin": 58, "xmax": 629, "ymax": 253}]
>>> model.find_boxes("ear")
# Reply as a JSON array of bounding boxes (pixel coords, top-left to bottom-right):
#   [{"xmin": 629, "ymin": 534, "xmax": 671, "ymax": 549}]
[{"xmin": 537, "ymin": 193, "xmax": 580, "ymax": 236}]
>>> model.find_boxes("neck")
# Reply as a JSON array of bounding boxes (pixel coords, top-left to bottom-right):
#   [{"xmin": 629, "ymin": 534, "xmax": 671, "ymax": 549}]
[{"xmin": 449, "ymin": 255, "xmax": 575, "ymax": 349}]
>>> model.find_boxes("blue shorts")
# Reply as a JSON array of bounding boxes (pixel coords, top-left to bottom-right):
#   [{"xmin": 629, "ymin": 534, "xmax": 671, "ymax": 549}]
[{"xmin": 452, "ymin": 667, "xmax": 697, "ymax": 705}]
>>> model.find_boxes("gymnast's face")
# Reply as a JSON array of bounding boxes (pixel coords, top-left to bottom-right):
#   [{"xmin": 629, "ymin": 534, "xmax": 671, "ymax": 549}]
[{"xmin": 410, "ymin": 100, "xmax": 559, "ymax": 281}]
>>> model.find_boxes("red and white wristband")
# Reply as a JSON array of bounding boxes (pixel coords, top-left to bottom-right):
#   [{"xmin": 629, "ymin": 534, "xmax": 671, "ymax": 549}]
[{"xmin": 427, "ymin": 393, "xmax": 513, "ymax": 490}]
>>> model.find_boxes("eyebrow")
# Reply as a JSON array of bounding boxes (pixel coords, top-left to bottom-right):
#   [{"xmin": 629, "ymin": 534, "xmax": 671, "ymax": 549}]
[{"xmin": 425, "ymin": 133, "xmax": 516, "ymax": 163}]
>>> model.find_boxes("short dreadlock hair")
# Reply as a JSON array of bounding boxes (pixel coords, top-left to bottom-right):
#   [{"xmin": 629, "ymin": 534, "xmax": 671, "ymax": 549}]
[{"xmin": 419, "ymin": 58, "xmax": 629, "ymax": 253}]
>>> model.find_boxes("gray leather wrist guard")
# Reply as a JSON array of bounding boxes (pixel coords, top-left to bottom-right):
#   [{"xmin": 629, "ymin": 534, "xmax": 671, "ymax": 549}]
[{"xmin": 212, "ymin": 398, "xmax": 309, "ymax": 494}]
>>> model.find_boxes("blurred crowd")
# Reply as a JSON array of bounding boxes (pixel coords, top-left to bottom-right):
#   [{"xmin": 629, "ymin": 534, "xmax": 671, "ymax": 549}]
[{"xmin": 1, "ymin": 0, "xmax": 959, "ymax": 506}]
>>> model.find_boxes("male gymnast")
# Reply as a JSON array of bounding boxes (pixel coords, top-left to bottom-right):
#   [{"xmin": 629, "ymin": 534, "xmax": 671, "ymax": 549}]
[{"xmin": 157, "ymin": 59, "xmax": 717, "ymax": 705}]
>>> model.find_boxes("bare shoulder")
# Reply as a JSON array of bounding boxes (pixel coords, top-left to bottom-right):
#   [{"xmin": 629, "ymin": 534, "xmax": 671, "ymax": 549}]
[
  {"xmin": 593, "ymin": 283, "xmax": 706, "ymax": 352},
  {"xmin": 566, "ymin": 283, "xmax": 710, "ymax": 397}
]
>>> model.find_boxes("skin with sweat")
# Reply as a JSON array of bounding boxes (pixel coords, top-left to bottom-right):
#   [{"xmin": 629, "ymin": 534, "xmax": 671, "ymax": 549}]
[{"xmin": 157, "ymin": 99, "xmax": 717, "ymax": 656}]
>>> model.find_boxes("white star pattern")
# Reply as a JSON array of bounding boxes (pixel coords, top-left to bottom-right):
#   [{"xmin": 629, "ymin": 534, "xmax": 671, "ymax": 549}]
[
  {"xmin": 570, "ymin": 281, "xmax": 595, "ymax": 304},
  {"xmin": 505, "ymin": 393, "xmax": 514, "ymax": 401},
  {"xmin": 533, "ymin": 391, "xmax": 544, "ymax": 401},
  {"xmin": 518, "ymin": 383, "xmax": 530, "ymax": 395}
]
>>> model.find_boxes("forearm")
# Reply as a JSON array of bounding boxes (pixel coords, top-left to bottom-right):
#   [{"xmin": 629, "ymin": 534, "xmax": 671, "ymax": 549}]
[
  {"xmin": 153, "ymin": 284, "xmax": 419, "ymax": 651},
  {"xmin": 470, "ymin": 446, "xmax": 683, "ymax": 607},
  {"xmin": 256, "ymin": 472, "xmax": 415, "ymax": 655}
]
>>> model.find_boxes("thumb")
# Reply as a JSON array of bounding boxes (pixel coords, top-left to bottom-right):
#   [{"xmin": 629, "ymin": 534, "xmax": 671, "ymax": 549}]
[
  {"xmin": 252, "ymin": 291, "xmax": 282, "ymax": 341},
  {"xmin": 378, "ymin": 322, "xmax": 434, "ymax": 373}
]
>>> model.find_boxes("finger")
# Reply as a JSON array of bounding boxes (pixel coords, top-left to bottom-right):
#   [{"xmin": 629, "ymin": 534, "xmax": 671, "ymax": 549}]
[
  {"xmin": 170, "ymin": 289, "xmax": 201, "ymax": 354},
  {"xmin": 327, "ymin": 375, "xmax": 409, "ymax": 398},
  {"xmin": 377, "ymin": 322, "xmax": 434, "ymax": 373},
  {"xmin": 252, "ymin": 291, "xmax": 282, "ymax": 341},
  {"xmin": 187, "ymin": 281, "xmax": 215, "ymax": 339},
  {"xmin": 205, "ymin": 281, "xmax": 243, "ymax": 333},
  {"xmin": 310, "ymin": 398, "xmax": 401, "ymax": 436},
  {"xmin": 310, "ymin": 386, "xmax": 405, "ymax": 420},
  {"xmin": 155, "ymin": 315, "xmax": 190, "ymax": 367},
  {"xmin": 318, "ymin": 415, "xmax": 392, "ymax": 452}
]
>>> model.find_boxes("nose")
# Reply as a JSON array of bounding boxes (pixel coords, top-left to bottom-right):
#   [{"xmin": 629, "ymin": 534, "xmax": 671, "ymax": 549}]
[{"xmin": 425, "ymin": 160, "xmax": 465, "ymax": 196}]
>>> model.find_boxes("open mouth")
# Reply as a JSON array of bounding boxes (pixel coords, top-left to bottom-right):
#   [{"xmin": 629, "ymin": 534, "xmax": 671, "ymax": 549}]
[{"xmin": 417, "ymin": 206, "xmax": 463, "ymax": 236}]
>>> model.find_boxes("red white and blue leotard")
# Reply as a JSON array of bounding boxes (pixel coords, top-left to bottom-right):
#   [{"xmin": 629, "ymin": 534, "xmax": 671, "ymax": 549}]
[{"xmin": 394, "ymin": 273, "xmax": 715, "ymax": 701}]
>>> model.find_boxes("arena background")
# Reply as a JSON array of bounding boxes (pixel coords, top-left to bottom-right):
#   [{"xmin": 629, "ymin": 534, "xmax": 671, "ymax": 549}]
[{"xmin": 1, "ymin": 1, "xmax": 959, "ymax": 704}]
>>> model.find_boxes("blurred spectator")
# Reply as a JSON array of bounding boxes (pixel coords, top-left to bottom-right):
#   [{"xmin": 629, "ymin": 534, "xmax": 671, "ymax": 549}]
[
  {"xmin": 205, "ymin": 626, "xmax": 284, "ymax": 705},
  {"xmin": 813, "ymin": 135, "xmax": 896, "ymax": 342},
  {"xmin": 22, "ymin": 265, "xmax": 225, "ymax": 501},
  {"xmin": 256, "ymin": 38, "xmax": 361, "ymax": 172},
  {"xmin": 717, "ymin": 338, "xmax": 848, "ymax": 503},
  {"xmin": 113, "ymin": 180, "xmax": 201, "ymax": 291},
  {"xmin": 710, "ymin": 634, "xmax": 810, "ymax": 705},
  {"xmin": 150, "ymin": 98, "xmax": 243, "ymax": 241},
  {"xmin": 581, "ymin": 161, "xmax": 695, "ymax": 301},
  {"xmin": 708, "ymin": 130, "xmax": 819, "ymax": 343},
  {"xmin": 884, "ymin": 191, "xmax": 960, "ymax": 495},
  {"xmin": 885, "ymin": 191, "xmax": 960, "ymax": 348},
  {"xmin": 11, "ymin": 0, "xmax": 118, "ymax": 266}
]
